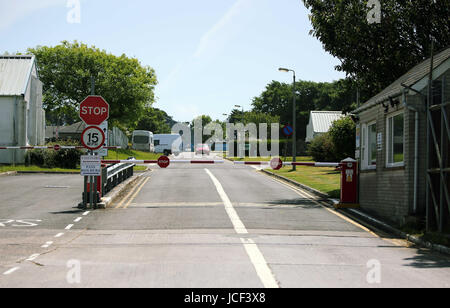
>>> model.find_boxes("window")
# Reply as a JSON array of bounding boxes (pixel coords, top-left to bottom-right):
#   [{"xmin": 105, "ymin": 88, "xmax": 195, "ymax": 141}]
[
  {"xmin": 154, "ymin": 140, "xmax": 160, "ymax": 146},
  {"xmin": 133, "ymin": 136, "xmax": 149, "ymax": 144},
  {"xmin": 387, "ymin": 112, "xmax": 404, "ymax": 167},
  {"xmin": 368, "ymin": 123, "xmax": 377, "ymax": 166},
  {"xmin": 361, "ymin": 121, "xmax": 377, "ymax": 170}
]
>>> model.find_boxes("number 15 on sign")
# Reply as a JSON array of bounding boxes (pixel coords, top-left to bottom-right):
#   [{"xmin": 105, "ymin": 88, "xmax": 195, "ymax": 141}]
[{"xmin": 81, "ymin": 126, "xmax": 105, "ymax": 151}]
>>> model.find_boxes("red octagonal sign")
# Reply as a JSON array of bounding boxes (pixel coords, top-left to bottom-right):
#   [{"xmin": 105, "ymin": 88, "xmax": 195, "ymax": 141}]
[{"xmin": 79, "ymin": 96, "xmax": 110, "ymax": 125}]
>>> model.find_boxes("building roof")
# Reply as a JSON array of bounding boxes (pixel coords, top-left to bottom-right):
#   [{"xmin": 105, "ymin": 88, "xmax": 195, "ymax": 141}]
[
  {"xmin": 309, "ymin": 111, "xmax": 344, "ymax": 133},
  {"xmin": 0, "ymin": 55, "xmax": 37, "ymax": 96},
  {"xmin": 354, "ymin": 46, "xmax": 450, "ymax": 113},
  {"xmin": 58, "ymin": 122, "xmax": 86, "ymax": 134}
]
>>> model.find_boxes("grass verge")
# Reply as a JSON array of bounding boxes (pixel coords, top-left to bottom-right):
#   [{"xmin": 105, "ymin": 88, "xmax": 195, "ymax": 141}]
[
  {"xmin": 0, "ymin": 165, "xmax": 79, "ymax": 173},
  {"xmin": 271, "ymin": 165, "xmax": 340, "ymax": 199}
]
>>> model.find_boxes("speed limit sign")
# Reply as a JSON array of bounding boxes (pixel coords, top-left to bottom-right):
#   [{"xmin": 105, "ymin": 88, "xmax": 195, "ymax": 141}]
[{"xmin": 81, "ymin": 126, "xmax": 106, "ymax": 151}]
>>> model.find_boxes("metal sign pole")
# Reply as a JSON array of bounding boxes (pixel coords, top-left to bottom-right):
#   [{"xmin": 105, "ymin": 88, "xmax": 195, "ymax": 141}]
[{"xmin": 90, "ymin": 150, "xmax": 94, "ymax": 210}]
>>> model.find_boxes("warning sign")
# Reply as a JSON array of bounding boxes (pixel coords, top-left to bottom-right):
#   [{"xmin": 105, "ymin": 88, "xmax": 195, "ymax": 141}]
[{"xmin": 80, "ymin": 155, "xmax": 102, "ymax": 176}]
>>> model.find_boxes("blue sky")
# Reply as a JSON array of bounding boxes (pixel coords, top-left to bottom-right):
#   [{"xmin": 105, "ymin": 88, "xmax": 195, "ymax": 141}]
[{"xmin": 0, "ymin": 0, "xmax": 346, "ymax": 122}]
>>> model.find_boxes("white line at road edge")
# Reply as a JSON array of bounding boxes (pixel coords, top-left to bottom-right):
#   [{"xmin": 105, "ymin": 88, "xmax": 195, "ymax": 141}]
[{"xmin": 204, "ymin": 168, "xmax": 279, "ymax": 289}]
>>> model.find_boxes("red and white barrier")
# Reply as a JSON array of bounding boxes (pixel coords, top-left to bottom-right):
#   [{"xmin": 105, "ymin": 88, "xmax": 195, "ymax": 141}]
[
  {"xmin": 101, "ymin": 159, "xmax": 225, "ymax": 165},
  {"xmin": 233, "ymin": 161, "xmax": 340, "ymax": 168},
  {"xmin": 0, "ymin": 146, "xmax": 121, "ymax": 150}
]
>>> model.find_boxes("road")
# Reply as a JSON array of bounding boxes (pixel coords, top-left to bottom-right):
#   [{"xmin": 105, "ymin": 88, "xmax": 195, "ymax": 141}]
[{"xmin": 1, "ymin": 153, "xmax": 450, "ymax": 288}]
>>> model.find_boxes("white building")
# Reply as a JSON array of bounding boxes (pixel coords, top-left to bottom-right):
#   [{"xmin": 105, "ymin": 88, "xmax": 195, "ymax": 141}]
[
  {"xmin": 305, "ymin": 111, "xmax": 344, "ymax": 142},
  {"xmin": 0, "ymin": 55, "xmax": 45, "ymax": 164}
]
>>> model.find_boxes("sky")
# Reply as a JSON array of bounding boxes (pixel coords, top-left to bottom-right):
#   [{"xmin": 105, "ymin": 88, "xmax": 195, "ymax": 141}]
[{"xmin": 0, "ymin": 0, "xmax": 346, "ymax": 122}]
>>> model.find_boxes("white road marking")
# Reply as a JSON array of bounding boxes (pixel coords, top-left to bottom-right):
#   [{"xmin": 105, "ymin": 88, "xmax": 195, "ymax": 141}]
[
  {"xmin": 205, "ymin": 168, "xmax": 279, "ymax": 289},
  {"xmin": 41, "ymin": 241, "xmax": 53, "ymax": 248},
  {"xmin": 26, "ymin": 254, "xmax": 40, "ymax": 261},
  {"xmin": 83, "ymin": 211, "xmax": 90, "ymax": 216},
  {"xmin": 65, "ymin": 224, "xmax": 74, "ymax": 230},
  {"xmin": 205, "ymin": 169, "xmax": 247, "ymax": 234},
  {"xmin": 55, "ymin": 233, "xmax": 64, "ymax": 238},
  {"xmin": 3, "ymin": 267, "xmax": 20, "ymax": 275},
  {"xmin": 74, "ymin": 217, "xmax": 82, "ymax": 223}
]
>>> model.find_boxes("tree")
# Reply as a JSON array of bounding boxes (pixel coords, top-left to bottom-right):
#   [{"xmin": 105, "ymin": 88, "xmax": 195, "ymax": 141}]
[
  {"xmin": 28, "ymin": 41, "xmax": 158, "ymax": 128},
  {"xmin": 328, "ymin": 117, "xmax": 356, "ymax": 161},
  {"xmin": 251, "ymin": 79, "xmax": 357, "ymax": 140},
  {"xmin": 307, "ymin": 133, "xmax": 337, "ymax": 162},
  {"xmin": 135, "ymin": 107, "xmax": 172, "ymax": 134},
  {"xmin": 303, "ymin": 0, "xmax": 450, "ymax": 97}
]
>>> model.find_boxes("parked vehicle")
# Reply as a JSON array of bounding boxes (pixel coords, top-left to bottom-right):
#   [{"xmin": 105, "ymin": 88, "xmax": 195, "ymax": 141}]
[
  {"xmin": 132, "ymin": 131, "xmax": 154, "ymax": 152},
  {"xmin": 195, "ymin": 144, "xmax": 210, "ymax": 155},
  {"xmin": 154, "ymin": 134, "xmax": 182, "ymax": 156}
]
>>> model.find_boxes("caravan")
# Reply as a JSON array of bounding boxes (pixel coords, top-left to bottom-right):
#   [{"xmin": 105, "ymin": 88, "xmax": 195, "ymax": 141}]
[
  {"xmin": 154, "ymin": 134, "xmax": 182, "ymax": 156},
  {"xmin": 132, "ymin": 130, "xmax": 154, "ymax": 152}
]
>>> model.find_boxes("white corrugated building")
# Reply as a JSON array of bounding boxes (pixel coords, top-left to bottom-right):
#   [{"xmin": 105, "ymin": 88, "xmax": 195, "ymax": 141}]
[
  {"xmin": 0, "ymin": 55, "xmax": 45, "ymax": 164},
  {"xmin": 305, "ymin": 111, "xmax": 344, "ymax": 142}
]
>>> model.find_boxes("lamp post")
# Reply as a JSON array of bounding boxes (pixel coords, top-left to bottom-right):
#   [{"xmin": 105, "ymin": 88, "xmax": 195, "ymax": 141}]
[{"xmin": 279, "ymin": 67, "xmax": 297, "ymax": 171}]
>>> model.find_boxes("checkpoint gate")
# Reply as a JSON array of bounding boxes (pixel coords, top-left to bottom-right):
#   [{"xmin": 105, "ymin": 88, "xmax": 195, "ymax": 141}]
[
  {"xmin": 233, "ymin": 157, "xmax": 359, "ymax": 209},
  {"xmin": 101, "ymin": 156, "xmax": 359, "ymax": 209}
]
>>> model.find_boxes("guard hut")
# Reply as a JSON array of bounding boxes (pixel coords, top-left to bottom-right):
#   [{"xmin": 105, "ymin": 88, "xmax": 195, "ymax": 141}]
[
  {"xmin": 354, "ymin": 47, "xmax": 450, "ymax": 231},
  {"xmin": 0, "ymin": 55, "xmax": 45, "ymax": 164}
]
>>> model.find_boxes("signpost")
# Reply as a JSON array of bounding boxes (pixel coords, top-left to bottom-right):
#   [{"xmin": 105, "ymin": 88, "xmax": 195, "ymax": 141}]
[
  {"xmin": 79, "ymin": 96, "xmax": 110, "ymax": 125},
  {"xmin": 80, "ymin": 155, "xmax": 102, "ymax": 176},
  {"xmin": 81, "ymin": 126, "xmax": 106, "ymax": 151},
  {"xmin": 281, "ymin": 125, "xmax": 293, "ymax": 161},
  {"xmin": 79, "ymin": 95, "xmax": 110, "ymax": 210}
]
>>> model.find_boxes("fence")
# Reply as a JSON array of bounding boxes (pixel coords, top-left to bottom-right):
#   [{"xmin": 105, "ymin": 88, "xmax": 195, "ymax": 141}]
[{"xmin": 108, "ymin": 127, "xmax": 129, "ymax": 150}]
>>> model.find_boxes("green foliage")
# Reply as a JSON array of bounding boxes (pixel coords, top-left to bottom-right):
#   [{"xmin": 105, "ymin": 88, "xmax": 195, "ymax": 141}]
[
  {"xmin": 328, "ymin": 117, "xmax": 356, "ymax": 161},
  {"xmin": 25, "ymin": 140, "xmax": 83, "ymax": 169},
  {"xmin": 135, "ymin": 107, "xmax": 172, "ymax": 134},
  {"xmin": 251, "ymin": 79, "xmax": 358, "ymax": 140},
  {"xmin": 307, "ymin": 133, "xmax": 337, "ymax": 162},
  {"xmin": 303, "ymin": 0, "xmax": 450, "ymax": 97},
  {"xmin": 28, "ymin": 41, "xmax": 158, "ymax": 128},
  {"xmin": 307, "ymin": 117, "xmax": 357, "ymax": 162}
]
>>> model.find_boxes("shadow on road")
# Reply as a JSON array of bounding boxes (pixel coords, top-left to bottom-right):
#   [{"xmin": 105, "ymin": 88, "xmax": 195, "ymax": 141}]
[{"xmin": 403, "ymin": 249, "xmax": 450, "ymax": 269}]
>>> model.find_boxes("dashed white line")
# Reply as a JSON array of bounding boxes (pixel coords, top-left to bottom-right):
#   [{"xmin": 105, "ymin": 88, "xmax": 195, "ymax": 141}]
[
  {"xmin": 74, "ymin": 217, "xmax": 82, "ymax": 223},
  {"xmin": 55, "ymin": 233, "xmax": 64, "ymax": 238},
  {"xmin": 3, "ymin": 267, "xmax": 20, "ymax": 275},
  {"xmin": 82, "ymin": 211, "xmax": 90, "ymax": 216},
  {"xmin": 41, "ymin": 241, "xmax": 53, "ymax": 248},
  {"xmin": 65, "ymin": 224, "xmax": 74, "ymax": 230},
  {"xmin": 205, "ymin": 168, "xmax": 279, "ymax": 289},
  {"xmin": 26, "ymin": 254, "xmax": 40, "ymax": 261}
]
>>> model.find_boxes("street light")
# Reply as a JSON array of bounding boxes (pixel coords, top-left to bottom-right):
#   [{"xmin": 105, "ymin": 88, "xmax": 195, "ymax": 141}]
[{"xmin": 278, "ymin": 67, "xmax": 297, "ymax": 171}]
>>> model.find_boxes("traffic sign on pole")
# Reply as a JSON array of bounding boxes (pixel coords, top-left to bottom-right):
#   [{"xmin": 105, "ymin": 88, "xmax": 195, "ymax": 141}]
[
  {"xmin": 79, "ymin": 96, "xmax": 110, "ymax": 125},
  {"xmin": 157, "ymin": 156, "xmax": 170, "ymax": 168},
  {"xmin": 81, "ymin": 126, "xmax": 106, "ymax": 151}
]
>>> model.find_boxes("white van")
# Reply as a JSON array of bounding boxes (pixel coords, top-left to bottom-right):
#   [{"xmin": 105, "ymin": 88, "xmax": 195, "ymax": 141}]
[
  {"xmin": 132, "ymin": 131, "xmax": 155, "ymax": 152},
  {"xmin": 154, "ymin": 134, "xmax": 182, "ymax": 156}
]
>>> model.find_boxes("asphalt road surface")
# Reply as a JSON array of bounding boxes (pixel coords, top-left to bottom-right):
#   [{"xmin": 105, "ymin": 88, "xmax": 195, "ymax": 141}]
[{"xmin": 1, "ymin": 153, "xmax": 450, "ymax": 288}]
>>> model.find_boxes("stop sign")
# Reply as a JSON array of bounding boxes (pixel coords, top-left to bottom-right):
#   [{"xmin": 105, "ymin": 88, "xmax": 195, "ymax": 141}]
[
  {"xmin": 158, "ymin": 156, "xmax": 170, "ymax": 168},
  {"xmin": 79, "ymin": 96, "xmax": 110, "ymax": 125},
  {"xmin": 270, "ymin": 158, "xmax": 283, "ymax": 171}
]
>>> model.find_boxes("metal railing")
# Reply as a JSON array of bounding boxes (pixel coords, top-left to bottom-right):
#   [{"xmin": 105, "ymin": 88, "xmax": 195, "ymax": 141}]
[{"xmin": 102, "ymin": 159, "xmax": 136, "ymax": 196}]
